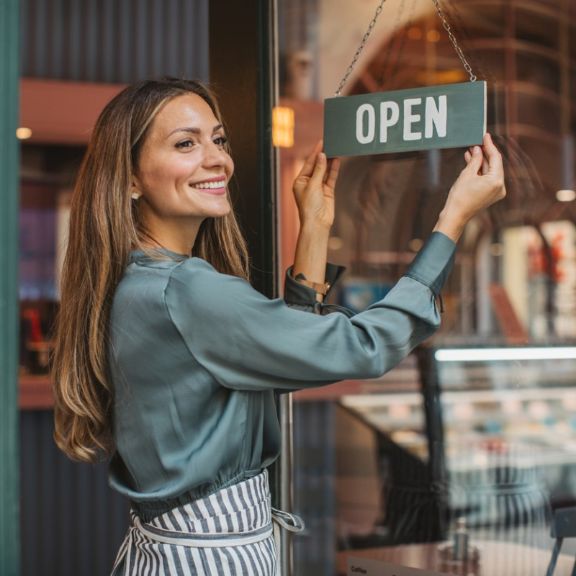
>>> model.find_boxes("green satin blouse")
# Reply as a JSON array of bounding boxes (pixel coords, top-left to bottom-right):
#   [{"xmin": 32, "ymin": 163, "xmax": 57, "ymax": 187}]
[{"xmin": 107, "ymin": 232, "xmax": 455, "ymax": 520}]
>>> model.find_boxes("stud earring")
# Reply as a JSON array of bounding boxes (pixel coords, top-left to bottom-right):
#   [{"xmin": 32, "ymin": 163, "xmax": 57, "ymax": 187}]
[{"xmin": 131, "ymin": 191, "xmax": 141, "ymax": 201}]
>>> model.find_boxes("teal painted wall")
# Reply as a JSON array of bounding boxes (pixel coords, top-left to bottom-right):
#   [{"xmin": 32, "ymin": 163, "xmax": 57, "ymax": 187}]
[{"xmin": 0, "ymin": 0, "xmax": 20, "ymax": 574}]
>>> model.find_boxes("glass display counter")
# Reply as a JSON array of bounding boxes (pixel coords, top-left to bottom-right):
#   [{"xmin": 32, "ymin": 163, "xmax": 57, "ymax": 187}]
[{"xmin": 337, "ymin": 345, "xmax": 576, "ymax": 574}]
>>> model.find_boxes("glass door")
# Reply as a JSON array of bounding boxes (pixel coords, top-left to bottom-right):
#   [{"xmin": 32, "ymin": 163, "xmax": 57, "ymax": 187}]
[{"xmin": 277, "ymin": 0, "xmax": 576, "ymax": 574}]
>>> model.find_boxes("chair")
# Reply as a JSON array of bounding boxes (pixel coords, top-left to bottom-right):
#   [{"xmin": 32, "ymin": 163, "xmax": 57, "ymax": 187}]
[{"xmin": 546, "ymin": 507, "xmax": 576, "ymax": 576}]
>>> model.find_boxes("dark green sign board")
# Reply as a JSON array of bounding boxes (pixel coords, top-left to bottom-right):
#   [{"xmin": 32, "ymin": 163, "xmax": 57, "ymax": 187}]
[{"xmin": 324, "ymin": 81, "xmax": 486, "ymax": 157}]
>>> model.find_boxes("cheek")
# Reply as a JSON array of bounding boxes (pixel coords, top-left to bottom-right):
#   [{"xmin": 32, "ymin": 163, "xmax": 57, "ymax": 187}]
[
  {"xmin": 142, "ymin": 156, "xmax": 199, "ymax": 189},
  {"xmin": 225, "ymin": 156, "xmax": 234, "ymax": 179}
]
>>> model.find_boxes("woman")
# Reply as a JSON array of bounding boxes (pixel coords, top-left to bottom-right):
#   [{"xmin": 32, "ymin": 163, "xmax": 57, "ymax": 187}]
[{"xmin": 52, "ymin": 78, "xmax": 505, "ymax": 575}]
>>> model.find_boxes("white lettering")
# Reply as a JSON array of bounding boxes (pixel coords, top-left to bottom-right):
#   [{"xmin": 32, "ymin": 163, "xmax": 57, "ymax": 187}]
[
  {"xmin": 379, "ymin": 101, "xmax": 400, "ymax": 143},
  {"xmin": 356, "ymin": 104, "xmax": 375, "ymax": 144},
  {"xmin": 403, "ymin": 98, "xmax": 422, "ymax": 141},
  {"xmin": 425, "ymin": 95, "xmax": 447, "ymax": 138},
  {"xmin": 352, "ymin": 94, "xmax": 449, "ymax": 146}
]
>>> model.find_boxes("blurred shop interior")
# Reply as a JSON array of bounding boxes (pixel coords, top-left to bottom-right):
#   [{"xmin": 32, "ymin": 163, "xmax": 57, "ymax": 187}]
[{"xmin": 17, "ymin": 0, "xmax": 576, "ymax": 575}]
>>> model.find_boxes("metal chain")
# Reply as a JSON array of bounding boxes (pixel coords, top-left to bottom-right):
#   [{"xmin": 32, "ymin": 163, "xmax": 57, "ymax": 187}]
[
  {"xmin": 431, "ymin": 0, "xmax": 477, "ymax": 82},
  {"xmin": 334, "ymin": 0, "xmax": 477, "ymax": 97},
  {"xmin": 335, "ymin": 0, "xmax": 388, "ymax": 96}
]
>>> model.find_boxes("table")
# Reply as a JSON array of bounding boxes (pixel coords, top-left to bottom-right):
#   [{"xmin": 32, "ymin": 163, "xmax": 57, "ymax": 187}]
[{"xmin": 337, "ymin": 540, "xmax": 574, "ymax": 575}]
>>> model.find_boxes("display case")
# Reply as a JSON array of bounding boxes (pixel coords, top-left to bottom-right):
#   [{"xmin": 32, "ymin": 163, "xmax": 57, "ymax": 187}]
[{"xmin": 339, "ymin": 344, "xmax": 576, "ymax": 555}]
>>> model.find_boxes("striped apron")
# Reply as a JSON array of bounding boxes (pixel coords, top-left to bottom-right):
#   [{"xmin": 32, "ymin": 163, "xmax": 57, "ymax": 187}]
[{"xmin": 110, "ymin": 470, "xmax": 304, "ymax": 576}]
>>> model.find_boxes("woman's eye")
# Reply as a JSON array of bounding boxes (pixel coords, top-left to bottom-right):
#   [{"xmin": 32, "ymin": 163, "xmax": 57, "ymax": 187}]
[
  {"xmin": 175, "ymin": 140, "xmax": 194, "ymax": 149},
  {"xmin": 213, "ymin": 136, "xmax": 228, "ymax": 148}
]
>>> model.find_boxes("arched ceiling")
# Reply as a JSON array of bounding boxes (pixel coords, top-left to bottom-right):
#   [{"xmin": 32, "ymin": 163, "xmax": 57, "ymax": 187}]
[
  {"xmin": 316, "ymin": 0, "xmax": 435, "ymax": 98},
  {"xmin": 316, "ymin": 0, "xmax": 576, "ymax": 225}
]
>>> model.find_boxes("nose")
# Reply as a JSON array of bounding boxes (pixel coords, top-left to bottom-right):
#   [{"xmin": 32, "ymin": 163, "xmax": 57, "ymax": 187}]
[{"xmin": 203, "ymin": 140, "xmax": 228, "ymax": 168}]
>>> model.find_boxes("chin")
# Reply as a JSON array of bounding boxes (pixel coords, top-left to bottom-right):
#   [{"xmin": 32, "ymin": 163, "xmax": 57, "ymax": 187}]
[
  {"xmin": 214, "ymin": 201, "xmax": 232, "ymax": 218},
  {"xmin": 207, "ymin": 205, "xmax": 232, "ymax": 219}
]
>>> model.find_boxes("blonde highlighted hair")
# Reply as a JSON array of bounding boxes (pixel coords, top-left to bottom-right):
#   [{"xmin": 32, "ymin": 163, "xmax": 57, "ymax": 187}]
[{"xmin": 52, "ymin": 78, "xmax": 249, "ymax": 462}]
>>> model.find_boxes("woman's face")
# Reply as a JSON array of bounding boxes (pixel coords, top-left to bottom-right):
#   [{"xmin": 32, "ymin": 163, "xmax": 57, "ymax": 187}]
[{"xmin": 133, "ymin": 93, "xmax": 234, "ymax": 230}]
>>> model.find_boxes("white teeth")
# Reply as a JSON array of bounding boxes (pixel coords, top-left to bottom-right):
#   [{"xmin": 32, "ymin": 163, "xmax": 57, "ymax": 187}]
[{"xmin": 193, "ymin": 181, "xmax": 226, "ymax": 189}]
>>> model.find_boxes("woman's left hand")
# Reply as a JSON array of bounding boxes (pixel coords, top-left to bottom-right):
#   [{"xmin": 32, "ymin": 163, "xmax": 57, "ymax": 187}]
[{"xmin": 293, "ymin": 140, "xmax": 341, "ymax": 231}]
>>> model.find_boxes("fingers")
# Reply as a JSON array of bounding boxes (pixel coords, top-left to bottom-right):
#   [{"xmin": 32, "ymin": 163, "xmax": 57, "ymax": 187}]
[
  {"xmin": 324, "ymin": 158, "xmax": 341, "ymax": 189},
  {"xmin": 481, "ymin": 152, "xmax": 490, "ymax": 175},
  {"xmin": 482, "ymin": 133, "xmax": 503, "ymax": 177},
  {"xmin": 464, "ymin": 145, "xmax": 483, "ymax": 175},
  {"xmin": 463, "ymin": 134, "xmax": 503, "ymax": 180},
  {"xmin": 308, "ymin": 152, "xmax": 327, "ymax": 188},
  {"xmin": 297, "ymin": 140, "xmax": 323, "ymax": 179}
]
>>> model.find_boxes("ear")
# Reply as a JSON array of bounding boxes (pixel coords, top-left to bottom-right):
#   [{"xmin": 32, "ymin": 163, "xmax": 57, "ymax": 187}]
[{"xmin": 130, "ymin": 181, "xmax": 142, "ymax": 201}]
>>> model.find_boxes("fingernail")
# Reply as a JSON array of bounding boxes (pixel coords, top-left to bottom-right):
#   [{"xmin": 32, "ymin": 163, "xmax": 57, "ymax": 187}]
[{"xmin": 473, "ymin": 146, "xmax": 481, "ymax": 154}]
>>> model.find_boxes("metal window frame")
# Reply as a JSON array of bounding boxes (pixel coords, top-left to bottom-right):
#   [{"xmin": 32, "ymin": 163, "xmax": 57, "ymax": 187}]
[{"xmin": 210, "ymin": 1, "xmax": 299, "ymax": 574}]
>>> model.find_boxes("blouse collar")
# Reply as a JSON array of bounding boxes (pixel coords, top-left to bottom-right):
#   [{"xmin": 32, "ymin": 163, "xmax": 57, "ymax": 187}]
[{"xmin": 129, "ymin": 246, "xmax": 190, "ymax": 264}]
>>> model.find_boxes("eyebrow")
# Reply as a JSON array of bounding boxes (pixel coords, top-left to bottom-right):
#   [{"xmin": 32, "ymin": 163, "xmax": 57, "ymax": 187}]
[{"xmin": 167, "ymin": 124, "xmax": 224, "ymax": 138}]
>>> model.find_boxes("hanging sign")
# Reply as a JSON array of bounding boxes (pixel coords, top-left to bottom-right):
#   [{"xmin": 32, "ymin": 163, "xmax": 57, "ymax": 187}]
[{"xmin": 323, "ymin": 81, "xmax": 486, "ymax": 158}]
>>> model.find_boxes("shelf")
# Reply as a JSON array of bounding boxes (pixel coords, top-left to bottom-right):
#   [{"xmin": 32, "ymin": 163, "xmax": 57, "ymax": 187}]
[
  {"xmin": 341, "ymin": 385, "xmax": 576, "ymax": 408},
  {"xmin": 19, "ymin": 375, "xmax": 53, "ymax": 410}
]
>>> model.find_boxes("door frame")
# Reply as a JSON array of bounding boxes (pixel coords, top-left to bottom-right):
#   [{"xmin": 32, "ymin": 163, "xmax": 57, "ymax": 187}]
[{"xmin": 0, "ymin": 0, "xmax": 21, "ymax": 574}]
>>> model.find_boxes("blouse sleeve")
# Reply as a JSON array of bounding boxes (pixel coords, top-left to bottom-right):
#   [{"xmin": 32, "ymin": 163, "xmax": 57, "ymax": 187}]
[
  {"xmin": 282, "ymin": 262, "xmax": 346, "ymax": 314},
  {"xmin": 164, "ymin": 232, "xmax": 456, "ymax": 391}
]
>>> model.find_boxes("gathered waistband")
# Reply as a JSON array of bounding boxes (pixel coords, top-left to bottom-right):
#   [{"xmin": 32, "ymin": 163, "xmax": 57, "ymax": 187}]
[
  {"xmin": 141, "ymin": 469, "xmax": 272, "ymax": 534},
  {"xmin": 130, "ymin": 471, "xmax": 266, "ymax": 523},
  {"xmin": 112, "ymin": 470, "xmax": 304, "ymax": 575}
]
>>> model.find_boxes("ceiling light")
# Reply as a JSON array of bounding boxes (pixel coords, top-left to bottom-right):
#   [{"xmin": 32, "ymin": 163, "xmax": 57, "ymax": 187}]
[
  {"xmin": 556, "ymin": 189, "xmax": 576, "ymax": 202},
  {"xmin": 272, "ymin": 107, "xmax": 294, "ymax": 148},
  {"xmin": 435, "ymin": 347, "xmax": 576, "ymax": 362},
  {"xmin": 16, "ymin": 127, "xmax": 32, "ymax": 140}
]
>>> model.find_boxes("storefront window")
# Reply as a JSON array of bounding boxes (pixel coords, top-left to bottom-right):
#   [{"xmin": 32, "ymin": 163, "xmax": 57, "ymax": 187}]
[{"xmin": 278, "ymin": 1, "xmax": 576, "ymax": 574}]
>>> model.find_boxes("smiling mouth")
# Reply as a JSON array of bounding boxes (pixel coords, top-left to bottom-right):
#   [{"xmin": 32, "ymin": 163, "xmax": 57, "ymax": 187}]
[{"xmin": 191, "ymin": 180, "xmax": 227, "ymax": 190}]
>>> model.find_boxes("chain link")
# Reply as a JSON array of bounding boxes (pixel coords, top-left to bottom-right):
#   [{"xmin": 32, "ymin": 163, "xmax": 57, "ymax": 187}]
[
  {"xmin": 431, "ymin": 0, "xmax": 477, "ymax": 82},
  {"xmin": 334, "ymin": 0, "xmax": 477, "ymax": 97},
  {"xmin": 335, "ymin": 0, "xmax": 388, "ymax": 96}
]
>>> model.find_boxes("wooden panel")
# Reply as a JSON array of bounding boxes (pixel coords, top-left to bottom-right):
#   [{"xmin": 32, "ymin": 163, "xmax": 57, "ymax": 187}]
[
  {"xmin": 19, "ymin": 376, "xmax": 53, "ymax": 410},
  {"xmin": 20, "ymin": 79, "xmax": 124, "ymax": 144},
  {"xmin": 209, "ymin": 0, "xmax": 277, "ymax": 297},
  {"xmin": 20, "ymin": 410, "xmax": 129, "ymax": 576},
  {"xmin": 21, "ymin": 0, "xmax": 209, "ymax": 84}
]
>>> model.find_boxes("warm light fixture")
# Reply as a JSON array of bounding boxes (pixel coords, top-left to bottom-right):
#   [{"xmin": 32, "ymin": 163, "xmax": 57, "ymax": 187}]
[
  {"xmin": 272, "ymin": 106, "xmax": 294, "ymax": 148},
  {"xmin": 408, "ymin": 238, "xmax": 423, "ymax": 251},
  {"xmin": 435, "ymin": 347, "xmax": 576, "ymax": 362},
  {"xmin": 16, "ymin": 127, "xmax": 32, "ymax": 140},
  {"xmin": 556, "ymin": 189, "xmax": 576, "ymax": 202},
  {"xmin": 407, "ymin": 26, "xmax": 423, "ymax": 41},
  {"xmin": 427, "ymin": 29, "xmax": 441, "ymax": 43}
]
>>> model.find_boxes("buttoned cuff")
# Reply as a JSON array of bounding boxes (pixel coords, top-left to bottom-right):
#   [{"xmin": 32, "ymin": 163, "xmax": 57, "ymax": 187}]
[
  {"xmin": 405, "ymin": 231, "xmax": 456, "ymax": 296},
  {"xmin": 284, "ymin": 263, "xmax": 346, "ymax": 310}
]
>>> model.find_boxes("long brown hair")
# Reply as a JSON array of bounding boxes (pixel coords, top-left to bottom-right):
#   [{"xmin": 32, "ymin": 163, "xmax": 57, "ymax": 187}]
[{"xmin": 52, "ymin": 78, "xmax": 249, "ymax": 463}]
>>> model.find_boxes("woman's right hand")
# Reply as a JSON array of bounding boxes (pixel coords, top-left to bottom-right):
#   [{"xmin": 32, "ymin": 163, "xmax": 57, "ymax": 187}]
[
  {"xmin": 292, "ymin": 140, "xmax": 341, "ymax": 232},
  {"xmin": 434, "ymin": 132, "xmax": 506, "ymax": 242}
]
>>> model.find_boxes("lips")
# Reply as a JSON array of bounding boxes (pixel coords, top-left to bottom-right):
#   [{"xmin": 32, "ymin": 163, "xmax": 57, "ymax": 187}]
[{"xmin": 190, "ymin": 178, "xmax": 227, "ymax": 194}]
